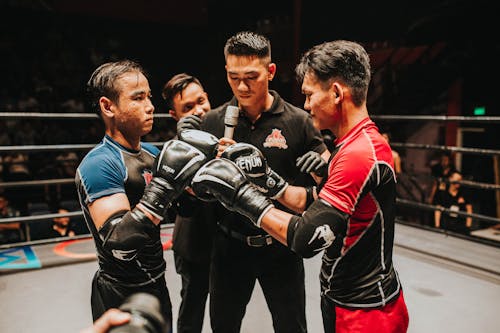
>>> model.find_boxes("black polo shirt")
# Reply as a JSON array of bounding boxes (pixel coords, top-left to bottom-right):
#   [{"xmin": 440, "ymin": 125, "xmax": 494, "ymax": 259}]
[{"xmin": 202, "ymin": 90, "xmax": 326, "ymax": 236}]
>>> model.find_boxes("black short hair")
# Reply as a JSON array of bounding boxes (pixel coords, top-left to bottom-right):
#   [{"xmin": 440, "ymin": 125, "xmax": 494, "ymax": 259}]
[
  {"xmin": 296, "ymin": 40, "xmax": 371, "ymax": 106},
  {"xmin": 224, "ymin": 31, "xmax": 271, "ymax": 61},
  {"xmin": 86, "ymin": 60, "xmax": 147, "ymax": 116},
  {"xmin": 161, "ymin": 73, "xmax": 203, "ymax": 110}
]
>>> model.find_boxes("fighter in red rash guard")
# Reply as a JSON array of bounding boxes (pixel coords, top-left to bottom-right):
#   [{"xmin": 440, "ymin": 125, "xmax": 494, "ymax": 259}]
[{"xmin": 317, "ymin": 117, "xmax": 401, "ymax": 308}]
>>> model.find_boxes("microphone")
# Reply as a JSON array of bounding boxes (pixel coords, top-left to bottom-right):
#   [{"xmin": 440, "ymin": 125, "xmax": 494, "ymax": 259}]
[{"xmin": 224, "ymin": 105, "xmax": 239, "ymax": 139}]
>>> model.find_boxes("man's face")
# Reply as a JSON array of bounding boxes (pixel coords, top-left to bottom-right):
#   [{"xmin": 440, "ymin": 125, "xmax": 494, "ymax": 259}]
[
  {"xmin": 53, "ymin": 209, "xmax": 70, "ymax": 227},
  {"xmin": 170, "ymin": 82, "xmax": 210, "ymax": 121},
  {"xmin": 225, "ymin": 55, "xmax": 273, "ymax": 110},
  {"xmin": 111, "ymin": 71, "xmax": 155, "ymax": 138},
  {"xmin": 301, "ymin": 73, "xmax": 337, "ymax": 130}
]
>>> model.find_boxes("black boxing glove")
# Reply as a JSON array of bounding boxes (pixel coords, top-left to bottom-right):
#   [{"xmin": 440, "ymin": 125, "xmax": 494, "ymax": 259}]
[
  {"xmin": 139, "ymin": 139, "xmax": 207, "ymax": 220},
  {"xmin": 296, "ymin": 151, "xmax": 328, "ymax": 177},
  {"xmin": 221, "ymin": 142, "xmax": 288, "ymax": 199},
  {"xmin": 177, "ymin": 129, "xmax": 219, "ymax": 159},
  {"xmin": 177, "ymin": 114, "xmax": 202, "ymax": 133},
  {"xmin": 191, "ymin": 158, "xmax": 274, "ymax": 227}
]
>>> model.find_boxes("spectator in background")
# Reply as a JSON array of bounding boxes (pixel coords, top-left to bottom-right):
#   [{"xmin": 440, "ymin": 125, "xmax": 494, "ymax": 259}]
[
  {"xmin": 46, "ymin": 207, "xmax": 76, "ymax": 238},
  {"xmin": 382, "ymin": 132, "xmax": 402, "ymax": 174},
  {"xmin": 0, "ymin": 193, "xmax": 23, "ymax": 244},
  {"xmin": 3, "ymin": 152, "xmax": 32, "ymax": 213},
  {"xmin": 428, "ymin": 152, "xmax": 457, "ymax": 204},
  {"xmin": 433, "ymin": 171, "xmax": 473, "ymax": 234}
]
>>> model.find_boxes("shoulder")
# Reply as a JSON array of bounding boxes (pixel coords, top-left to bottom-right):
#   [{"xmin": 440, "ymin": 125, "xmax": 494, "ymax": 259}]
[
  {"xmin": 78, "ymin": 140, "xmax": 125, "ymax": 178},
  {"xmin": 141, "ymin": 142, "xmax": 160, "ymax": 157}
]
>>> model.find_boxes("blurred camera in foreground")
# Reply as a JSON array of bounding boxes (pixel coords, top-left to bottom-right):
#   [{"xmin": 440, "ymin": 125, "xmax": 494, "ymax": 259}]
[{"xmin": 109, "ymin": 293, "xmax": 167, "ymax": 333}]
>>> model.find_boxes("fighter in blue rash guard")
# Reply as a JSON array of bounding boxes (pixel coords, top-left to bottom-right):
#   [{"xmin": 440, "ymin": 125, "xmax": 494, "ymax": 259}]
[{"xmin": 77, "ymin": 60, "xmax": 208, "ymax": 332}]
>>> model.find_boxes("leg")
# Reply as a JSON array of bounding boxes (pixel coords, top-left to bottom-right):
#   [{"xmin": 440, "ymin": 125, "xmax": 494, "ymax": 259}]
[
  {"xmin": 174, "ymin": 251, "xmax": 210, "ymax": 333},
  {"xmin": 258, "ymin": 244, "xmax": 307, "ymax": 333},
  {"xmin": 321, "ymin": 296, "xmax": 336, "ymax": 333},
  {"xmin": 209, "ymin": 230, "xmax": 256, "ymax": 333}
]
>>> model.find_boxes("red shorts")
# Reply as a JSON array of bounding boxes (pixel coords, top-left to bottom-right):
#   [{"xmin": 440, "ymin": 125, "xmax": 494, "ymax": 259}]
[{"xmin": 335, "ymin": 292, "xmax": 409, "ymax": 333}]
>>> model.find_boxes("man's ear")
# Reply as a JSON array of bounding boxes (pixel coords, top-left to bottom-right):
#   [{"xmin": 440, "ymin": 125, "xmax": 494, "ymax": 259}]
[
  {"xmin": 100, "ymin": 96, "xmax": 114, "ymax": 118},
  {"xmin": 332, "ymin": 82, "xmax": 343, "ymax": 101},
  {"xmin": 268, "ymin": 63, "xmax": 276, "ymax": 81},
  {"xmin": 169, "ymin": 109, "xmax": 179, "ymax": 121}
]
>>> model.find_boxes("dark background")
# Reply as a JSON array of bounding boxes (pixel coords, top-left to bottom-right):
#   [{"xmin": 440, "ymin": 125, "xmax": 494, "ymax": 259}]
[
  {"xmin": 0, "ymin": 0, "xmax": 498, "ymax": 223},
  {"xmin": 1, "ymin": 0, "xmax": 498, "ymax": 113}
]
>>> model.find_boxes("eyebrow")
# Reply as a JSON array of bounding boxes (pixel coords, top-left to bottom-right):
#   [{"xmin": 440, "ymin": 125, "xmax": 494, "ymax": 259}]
[
  {"xmin": 228, "ymin": 70, "xmax": 259, "ymax": 75},
  {"xmin": 130, "ymin": 89, "xmax": 149, "ymax": 97}
]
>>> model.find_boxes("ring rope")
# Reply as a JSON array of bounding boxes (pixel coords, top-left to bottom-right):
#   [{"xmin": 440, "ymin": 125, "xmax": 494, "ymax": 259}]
[
  {"xmin": 0, "ymin": 211, "xmax": 83, "ymax": 224},
  {"xmin": 390, "ymin": 142, "xmax": 500, "ymax": 156},
  {"xmin": 0, "ymin": 112, "xmax": 172, "ymax": 119},
  {"xmin": 2, "ymin": 112, "xmax": 498, "ymax": 122},
  {"xmin": 396, "ymin": 198, "xmax": 500, "ymax": 225},
  {"xmin": 0, "ymin": 223, "xmax": 174, "ymax": 250},
  {"xmin": 0, "ymin": 178, "xmax": 74, "ymax": 188},
  {"xmin": 371, "ymin": 115, "xmax": 500, "ymax": 123},
  {"xmin": 0, "ymin": 142, "xmax": 164, "ymax": 153}
]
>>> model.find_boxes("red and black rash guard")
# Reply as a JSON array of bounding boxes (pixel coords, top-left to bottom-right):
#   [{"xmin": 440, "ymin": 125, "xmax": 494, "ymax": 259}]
[{"xmin": 287, "ymin": 117, "xmax": 402, "ymax": 307}]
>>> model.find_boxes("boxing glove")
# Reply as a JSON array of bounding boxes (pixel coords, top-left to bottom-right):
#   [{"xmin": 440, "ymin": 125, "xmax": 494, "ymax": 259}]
[
  {"xmin": 139, "ymin": 139, "xmax": 207, "ymax": 220},
  {"xmin": 221, "ymin": 142, "xmax": 288, "ymax": 199},
  {"xmin": 177, "ymin": 114, "xmax": 202, "ymax": 133},
  {"xmin": 177, "ymin": 129, "xmax": 219, "ymax": 159},
  {"xmin": 296, "ymin": 151, "xmax": 328, "ymax": 177},
  {"xmin": 191, "ymin": 158, "xmax": 274, "ymax": 227}
]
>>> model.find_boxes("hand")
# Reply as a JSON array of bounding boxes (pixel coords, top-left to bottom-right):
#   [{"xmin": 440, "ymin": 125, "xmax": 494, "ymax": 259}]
[
  {"xmin": 80, "ymin": 309, "xmax": 131, "ymax": 333},
  {"xmin": 191, "ymin": 158, "xmax": 274, "ymax": 227},
  {"xmin": 177, "ymin": 114, "xmax": 202, "ymax": 133},
  {"xmin": 221, "ymin": 142, "xmax": 288, "ymax": 199},
  {"xmin": 296, "ymin": 151, "xmax": 327, "ymax": 177},
  {"xmin": 140, "ymin": 139, "xmax": 207, "ymax": 219},
  {"xmin": 177, "ymin": 129, "xmax": 219, "ymax": 159},
  {"xmin": 217, "ymin": 137, "xmax": 236, "ymax": 158}
]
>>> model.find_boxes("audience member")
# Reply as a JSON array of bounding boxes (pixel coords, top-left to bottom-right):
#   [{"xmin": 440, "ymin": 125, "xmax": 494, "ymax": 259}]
[
  {"xmin": 428, "ymin": 152, "xmax": 457, "ymax": 204},
  {"xmin": 46, "ymin": 207, "xmax": 77, "ymax": 238},
  {"xmin": 433, "ymin": 171, "xmax": 473, "ymax": 234},
  {"xmin": 0, "ymin": 193, "xmax": 23, "ymax": 244},
  {"xmin": 382, "ymin": 132, "xmax": 402, "ymax": 174}
]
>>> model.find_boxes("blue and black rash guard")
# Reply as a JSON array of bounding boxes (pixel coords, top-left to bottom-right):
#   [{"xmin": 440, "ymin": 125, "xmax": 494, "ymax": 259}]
[
  {"xmin": 287, "ymin": 118, "xmax": 402, "ymax": 308},
  {"xmin": 75, "ymin": 135, "xmax": 166, "ymax": 285}
]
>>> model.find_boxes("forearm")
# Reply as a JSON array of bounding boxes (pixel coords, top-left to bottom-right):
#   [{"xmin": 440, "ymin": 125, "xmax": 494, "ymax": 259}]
[
  {"xmin": 136, "ymin": 203, "xmax": 161, "ymax": 225},
  {"xmin": 434, "ymin": 210, "xmax": 441, "ymax": 228},
  {"xmin": 466, "ymin": 204, "xmax": 473, "ymax": 227},
  {"xmin": 278, "ymin": 184, "xmax": 319, "ymax": 214},
  {"xmin": 277, "ymin": 185, "xmax": 308, "ymax": 214},
  {"xmin": 260, "ymin": 208, "xmax": 295, "ymax": 246}
]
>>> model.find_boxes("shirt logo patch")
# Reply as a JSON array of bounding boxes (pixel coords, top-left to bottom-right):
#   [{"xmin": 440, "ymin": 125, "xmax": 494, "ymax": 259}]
[
  {"xmin": 143, "ymin": 170, "xmax": 153, "ymax": 185},
  {"xmin": 263, "ymin": 129, "xmax": 288, "ymax": 149}
]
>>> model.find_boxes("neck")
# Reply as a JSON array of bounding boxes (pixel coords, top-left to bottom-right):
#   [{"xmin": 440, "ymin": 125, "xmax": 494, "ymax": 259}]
[
  {"xmin": 241, "ymin": 92, "xmax": 274, "ymax": 123},
  {"xmin": 332, "ymin": 102, "xmax": 369, "ymax": 138},
  {"xmin": 106, "ymin": 129, "xmax": 140, "ymax": 150}
]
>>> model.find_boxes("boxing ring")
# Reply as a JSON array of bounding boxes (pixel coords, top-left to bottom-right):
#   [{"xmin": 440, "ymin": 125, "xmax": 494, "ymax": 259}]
[{"xmin": 1, "ymin": 112, "xmax": 500, "ymax": 332}]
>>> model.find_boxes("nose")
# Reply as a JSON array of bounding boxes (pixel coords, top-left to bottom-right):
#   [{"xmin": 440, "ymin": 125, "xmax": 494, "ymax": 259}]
[
  {"xmin": 145, "ymin": 99, "xmax": 155, "ymax": 114},
  {"xmin": 237, "ymin": 80, "xmax": 249, "ymax": 92},
  {"xmin": 194, "ymin": 105, "xmax": 206, "ymax": 117},
  {"xmin": 303, "ymin": 98, "xmax": 311, "ymax": 111}
]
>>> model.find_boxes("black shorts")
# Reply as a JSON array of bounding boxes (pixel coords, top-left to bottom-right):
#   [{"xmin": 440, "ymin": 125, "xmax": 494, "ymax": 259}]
[{"xmin": 90, "ymin": 271, "xmax": 172, "ymax": 331}]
